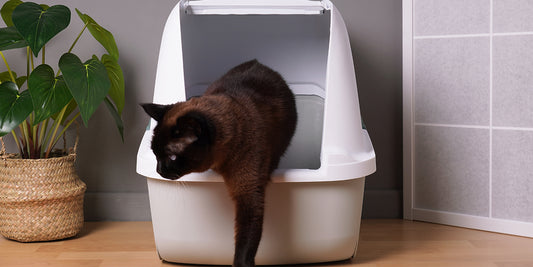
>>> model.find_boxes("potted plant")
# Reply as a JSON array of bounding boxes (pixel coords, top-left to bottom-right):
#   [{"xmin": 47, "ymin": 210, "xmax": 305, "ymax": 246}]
[{"xmin": 0, "ymin": 0, "xmax": 124, "ymax": 242}]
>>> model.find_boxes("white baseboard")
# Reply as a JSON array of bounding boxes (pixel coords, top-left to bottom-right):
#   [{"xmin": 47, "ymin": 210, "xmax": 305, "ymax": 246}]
[{"xmin": 413, "ymin": 208, "xmax": 533, "ymax": 238}]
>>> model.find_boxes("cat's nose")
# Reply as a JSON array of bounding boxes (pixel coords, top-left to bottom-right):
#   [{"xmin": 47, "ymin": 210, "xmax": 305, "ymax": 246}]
[{"xmin": 156, "ymin": 160, "xmax": 182, "ymax": 180}]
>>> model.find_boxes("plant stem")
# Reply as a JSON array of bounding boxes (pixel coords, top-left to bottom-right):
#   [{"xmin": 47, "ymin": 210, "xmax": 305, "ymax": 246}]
[
  {"xmin": 55, "ymin": 22, "xmax": 89, "ymax": 77},
  {"xmin": 10, "ymin": 130, "xmax": 21, "ymax": 154},
  {"xmin": 45, "ymin": 105, "xmax": 68, "ymax": 158},
  {"xmin": 32, "ymin": 119, "xmax": 39, "ymax": 156},
  {"xmin": 68, "ymin": 22, "xmax": 88, "ymax": 54},
  {"xmin": 42, "ymin": 45, "xmax": 45, "ymax": 65},
  {"xmin": 16, "ymin": 126, "xmax": 25, "ymax": 157},
  {"xmin": 26, "ymin": 119, "xmax": 38, "ymax": 158},
  {"xmin": 43, "ymin": 117, "xmax": 55, "ymax": 153},
  {"xmin": 0, "ymin": 51, "xmax": 16, "ymax": 83},
  {"xmin": 27, "ymin": 47, "xmax": 30, "ymax": 78},
  {"xmin": 38, "ymin": 118, "xmax": 49, "ymax": 157},
  {"xmin": 30, "ymin": 50, "xmax": 34, "ymax": 71},
  {"xmin": 20, "ymin": 122, "xmax": 31, "ymax": 158},
  {"xmin": 49, "ymin": 112, "xmax": 80, "ymax": 154}
]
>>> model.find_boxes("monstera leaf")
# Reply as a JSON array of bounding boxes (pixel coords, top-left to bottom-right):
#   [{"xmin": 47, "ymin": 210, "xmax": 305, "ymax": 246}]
[
  {"xmin": 59, "ymin": 53, "xmax": 110, "ymax": 126},
  {"xmin": 0, "ymin": 71, "xmax": 26, "ymax": 88},
  {"xmin": 101, "ymin": 54, "xmax": 124, "ymax": 114},
  {"xmin": 0, "ymin": 71, "xmax": 12, "ymax": 83},
  {"xmin": 0, "ymin": 26, "xmax": 27, "ymax": 51},
  {"xmin": 0, "ymin": 0, "xmax": 22, "ymax": 27},
  {"xmin": 28, "ymin": 64, "xmax": 73, "ymax": 124},
  {"xmin": 0, "ymin": 82, "xmax": 32, "ymax": 136},
  {"xmin": 12, "ymin": 2, "xmax": 70, "ymax": 57},
  {"xmin": 76, "ymin": 9, "xmax": 119, "ymax": 61}
]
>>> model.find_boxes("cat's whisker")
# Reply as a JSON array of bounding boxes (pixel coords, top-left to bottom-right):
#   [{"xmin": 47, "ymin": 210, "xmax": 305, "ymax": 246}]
[
  {"xmin": 179, "ymin": 180, "xmax": 190, "ymax": 192},
  {"xmin": 179, "ymin": 180, "xmax": 193, "ymax": 202}
]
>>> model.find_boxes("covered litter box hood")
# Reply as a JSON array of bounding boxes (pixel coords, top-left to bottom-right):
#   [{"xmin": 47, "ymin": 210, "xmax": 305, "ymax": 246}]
[
  {"xmin": 137, "ymin": 0, "xmax": 376, "ymax": 183},
  {"xmin": 183, "ymin": 0, "xmax": 329, "ymax": 15}
]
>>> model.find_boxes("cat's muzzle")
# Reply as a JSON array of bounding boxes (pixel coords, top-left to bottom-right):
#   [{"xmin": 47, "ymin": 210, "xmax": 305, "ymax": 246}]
[{"xmin": 156, "ymin": 161, "xmax": 184, "ymax": 180}]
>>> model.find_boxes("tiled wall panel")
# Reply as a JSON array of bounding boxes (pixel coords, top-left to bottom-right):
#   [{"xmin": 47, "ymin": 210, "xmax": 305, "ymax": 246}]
[
  {"xmin": 493, "ymin": 35, "xmax": 533, "ymax": 128},
  {"xmin": 492, "ymin": 130, "xmax": 533, "ymax": 222},
  {"xmin": 414, "ymin": 0, "xmax": 490, "ymax": 35},
  {"xmin": 415, "ymin": 37, "xmax": 490, "ymax": 125},
  {"xmin": 412, "ymin": 0, "xmax": 533, "ymax": 225},
  {"xmin": 493, "ymin": 0, "xmax": 533, "ymax": 33},
  {"xmin": 415, "ymin": 126, "xmax": 490, "ymax": 216}
]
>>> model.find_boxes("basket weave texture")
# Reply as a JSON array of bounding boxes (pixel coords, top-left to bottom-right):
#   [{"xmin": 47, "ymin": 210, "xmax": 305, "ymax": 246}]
[{"xmin": 0, "ymin": 153, "xmax": 86, "ymax": 242}]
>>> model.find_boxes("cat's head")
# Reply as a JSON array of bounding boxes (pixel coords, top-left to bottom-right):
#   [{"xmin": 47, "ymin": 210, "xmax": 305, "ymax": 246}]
[{"xmin": 141, "ymin": 103, "xmax": 215, "ymax": 180}]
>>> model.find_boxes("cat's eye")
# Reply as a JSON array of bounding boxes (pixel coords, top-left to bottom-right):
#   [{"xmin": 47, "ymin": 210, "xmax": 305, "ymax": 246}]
[{"xmin": 169, "ymin": 155, "xmax": 177, "ymax": 161}]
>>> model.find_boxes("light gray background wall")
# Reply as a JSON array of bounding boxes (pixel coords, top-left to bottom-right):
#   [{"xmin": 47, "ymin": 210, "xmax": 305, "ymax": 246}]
[{"xmin": 0, "ymin": 0, "xmax": 402, "ymax": 220}]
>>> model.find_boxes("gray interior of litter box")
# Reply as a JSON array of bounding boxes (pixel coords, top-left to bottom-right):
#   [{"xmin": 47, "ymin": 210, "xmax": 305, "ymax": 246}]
[{"xmin": 180, "ymin": 11, "xmax": 330, "ymax": 170}]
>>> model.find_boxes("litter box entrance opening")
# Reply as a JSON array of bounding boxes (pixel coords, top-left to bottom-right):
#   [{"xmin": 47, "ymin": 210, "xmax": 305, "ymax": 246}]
[
  {"xmin": 184, "ymin": 85, "xmax": 324, "ymax": 171},
  {"xmin": 278, "ymin": 92, "xmax": 323, "ymax": 170},
  {"xmin": 179, "ymin": 12, "xmax": 330, "ymax": 170}
]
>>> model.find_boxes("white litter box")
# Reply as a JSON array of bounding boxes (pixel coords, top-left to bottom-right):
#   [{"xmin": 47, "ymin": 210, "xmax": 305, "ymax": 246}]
[{"xmin": 137, "ymin": 0, "xmax": 376, "ymax": 265}]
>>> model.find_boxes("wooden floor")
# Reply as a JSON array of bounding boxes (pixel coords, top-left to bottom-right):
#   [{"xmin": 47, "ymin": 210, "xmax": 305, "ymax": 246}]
[{"xmin": 1, "ymin": 219, "xmax": 532, "ymax": 267}]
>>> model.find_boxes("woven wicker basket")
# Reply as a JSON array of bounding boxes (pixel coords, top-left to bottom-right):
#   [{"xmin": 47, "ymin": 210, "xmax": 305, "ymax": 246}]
[{"xmin": 0, "ymin": 150, "xmax": 86, "ymax": 242}]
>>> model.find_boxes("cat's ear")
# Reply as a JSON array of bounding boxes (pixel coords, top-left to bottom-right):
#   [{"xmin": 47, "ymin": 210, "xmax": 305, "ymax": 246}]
[{"xmin": 141, "ymin": 103, "xmax": 172, "ymax": 122}]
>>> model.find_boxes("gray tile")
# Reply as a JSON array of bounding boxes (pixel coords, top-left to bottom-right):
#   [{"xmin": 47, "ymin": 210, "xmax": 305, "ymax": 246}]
[
  {"xmin": 492, "ymin": 130, "xmax": 533, "ymax": 223},
  {"xmin": 493, "ymin": 35, "xmax": 533, "ymax": 128},
  {"xmin": 415, "ymin": 125, "xmax": 490, "ymax": 216},
  {"xmin": 494, "ymin": 0, "xmax": 533, "ymax": 33},
  {"xmin": 415, "ymin": 37, "xmax": 490, "ymax": 125},
  {"xmin": 414, "ymin": 0, "xmax": 490, "ymax": 36}
]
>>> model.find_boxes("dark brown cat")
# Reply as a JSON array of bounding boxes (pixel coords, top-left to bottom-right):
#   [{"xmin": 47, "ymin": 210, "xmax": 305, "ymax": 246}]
[{"xmin": 142, "ymin": 60, "xmax": 297, "ymax": 267}]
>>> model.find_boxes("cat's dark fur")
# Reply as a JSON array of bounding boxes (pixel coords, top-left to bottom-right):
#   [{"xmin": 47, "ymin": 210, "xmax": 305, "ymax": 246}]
[{"xmin": 142, "ymin": 60, "xmax": 297, "ymax": 267}]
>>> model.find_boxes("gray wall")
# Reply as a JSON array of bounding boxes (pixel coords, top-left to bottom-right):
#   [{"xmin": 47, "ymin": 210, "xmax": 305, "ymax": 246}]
[
  {"xmin": 0, "ymin": 0, "xmax": 402, "ymax": 220},
  {"xmin": 334, "ymin": 0, "xmax": 403, "ymax": 218}
]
